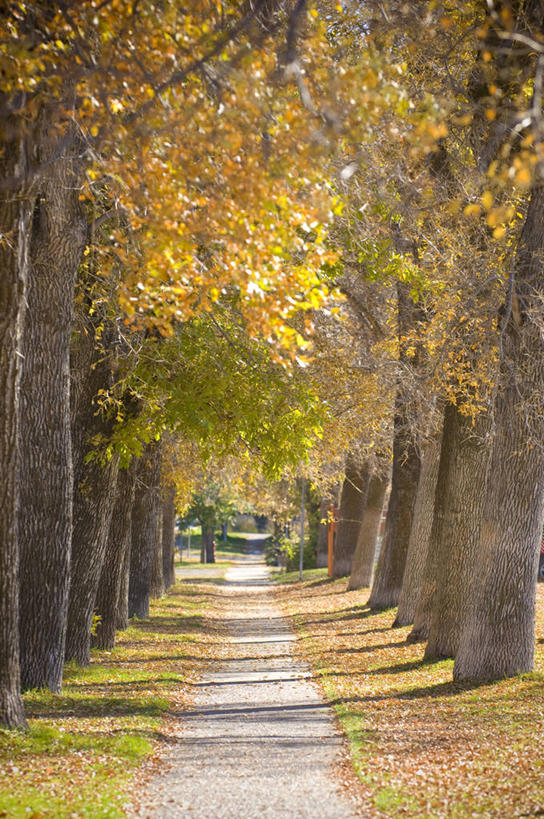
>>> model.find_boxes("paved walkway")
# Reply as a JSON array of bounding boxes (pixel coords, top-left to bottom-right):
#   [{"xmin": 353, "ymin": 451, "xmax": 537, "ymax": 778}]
[{"xmin": 135, "ymin": 555, "xmax": 356, "ymax": 818}]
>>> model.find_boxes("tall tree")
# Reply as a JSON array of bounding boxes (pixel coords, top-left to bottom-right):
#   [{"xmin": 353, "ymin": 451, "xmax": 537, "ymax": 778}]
[
  {"xmin": 162, "ymin": 484, "xmax": 177, "ymax": 591},
  {"xmin": 332, "ymin": 458, "xmax": 370, "ymax": 577},
  {"xmin": 348, "ymin": 470, "xmax": 389, "ymax": 590},
  {"xmin": 455, "ymin": 183, "xmax": 544, "ymax": 681},
  {"xmin": 0, "ymin": 121, "xmax": 30, "ymax": 728},
  {"xmin": 18, "ymin": 120, "xmax": 87, "ymax": 691},
  {"xmin": 128, "ymin": 441, "xmax": 163, "ymax": 619},
  {"xmin": 394, "ymin": 435, "xmax": 441, "ymax": 627},
  {"xmin": 93, "ymin": 460, "xmax": 138, "ymax": 650},
  {"xmin": 368, "ymin": 286, "xmax": 423, "ymax": 609},
  {"xmin": 420, "ymin": 406, "xmax": 491, "ymax": 656}
]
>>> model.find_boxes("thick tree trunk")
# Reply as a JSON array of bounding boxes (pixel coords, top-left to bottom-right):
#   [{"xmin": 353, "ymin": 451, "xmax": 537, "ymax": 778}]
[
  {"xmin": 455, "ymin": 185, "xmax": 544, "ymax": 682},
  {"xmin": 150, "ymin": 503, "xmax": 165, "ymax": 599},
  {"xmin": 202, "ymin": 526, "xmax": 215, "ymax": 564},
  {"xmin": 0, "ymin": 129, "xmax": 30, "ymax": 728},
  {"xmin": 93, "ymin": 460, "xmax": 138, "ymax": 650},
  {"xmin": 65, "ymin": 321, "xmax": 120, "ymax": 665},
  {"xmin": 128, "ymin": 441, "xmax": 162, "ymax": 619},
  {"xmin": 162, "ymin": 484, "xmax": 177, "ymax": 590},
  {"xmin": 332, "ymin": 460, "xmax": 370, "ymax": 578},
  {"xmin": 421, "ymin": 406, "xmax": 491, "ymax": 658},
  {"xmin": 348, "ymin": 471, "xmax": 389, "ymax": 590},
  {"xmin": 368, "ymin": 284, "xmax": 423, "ymax": 609},
  {"xmin": 368, "ymin": 416, "xmax": 421, "ymax": 609},
  {"xmin": 394, "ymin": 436, "xmax": 441, "ymax": 627},
  {"xmin": 18, "ymin": 123, "xmax": 87, "ymax": 691}
]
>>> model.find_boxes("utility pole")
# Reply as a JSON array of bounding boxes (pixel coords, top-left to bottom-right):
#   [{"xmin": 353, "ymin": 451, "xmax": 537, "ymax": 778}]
[{"xmin": 299, "ymin": 476, "xmax": 306, "ymax": 582}]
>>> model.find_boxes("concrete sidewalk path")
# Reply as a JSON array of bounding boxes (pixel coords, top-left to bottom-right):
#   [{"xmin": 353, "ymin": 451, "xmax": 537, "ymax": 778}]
[{"xmin": 134, "ymin": 555, "xmax": 357, "ymax": 818}]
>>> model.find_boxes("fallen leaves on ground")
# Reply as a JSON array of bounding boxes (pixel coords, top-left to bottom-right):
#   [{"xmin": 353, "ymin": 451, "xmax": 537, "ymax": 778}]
[
  {"xmin": 276, "ymin": 574, "xmax": 544, "ymax": 818},
  {"xmin": 0, "ymin": 563, "xmax": 227, "ymax": 818}
]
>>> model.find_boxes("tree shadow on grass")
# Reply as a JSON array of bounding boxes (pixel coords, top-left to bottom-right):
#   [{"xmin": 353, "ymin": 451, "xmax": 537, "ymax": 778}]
[
  {"xmin": 328, "ymin": 677, "xmax": 494, "ymax": 706},
  {"xmin": 26, "ymin": 695, "xmax": 170, "ymax": 720},
  {"xmin": 132, "ymin": 615, "xmax": 208, "ymax": 635},
  {"xmin": 327, "ymin": 640, "xmax": 409, "ymax": 656}
]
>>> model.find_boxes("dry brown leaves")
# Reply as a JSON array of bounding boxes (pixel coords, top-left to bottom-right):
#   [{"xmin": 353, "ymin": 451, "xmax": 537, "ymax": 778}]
[{"xmin": 276, "ymin": 578, "xmax": 544, "ymax": 818}]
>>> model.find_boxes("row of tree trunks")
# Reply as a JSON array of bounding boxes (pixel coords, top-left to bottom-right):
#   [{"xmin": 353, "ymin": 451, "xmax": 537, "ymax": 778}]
[
  {"xmin": 332, "ymin": 458, "xmax": 370, "ymax": 578},
  {"xmin": 93, "ymin": 461, "xmax": 138, "ymax": 650},
  {"xmin": 348, "ymin": 472, "xmax": 389, "ymax": 590},
  {"xmin": 128, "ymin": 440, "xmax": 163, "ymax": 618},
  {"xmin": 18, "ymin": 123, "xmax": 87, "ymax": 693},
  {"xmin": 0, "ymin": 124, "xmax": 30, "ymax": 728}
]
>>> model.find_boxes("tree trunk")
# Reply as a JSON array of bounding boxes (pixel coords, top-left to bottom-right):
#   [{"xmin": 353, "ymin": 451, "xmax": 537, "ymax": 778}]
[
  {"xmin": 421, "ymin": 406, "xmax": 491, "ymax": 658},
  {"xmin": 93, "ymin": 460, "xmax": 138, "ymax": 650},
  {"xmin": 0, "ymin": 127, "xmax": 30, "ymax": 728},
  {"xmin": 128, "ymin": 441, "xmax": 162, "ymax": 619},
  {"xmin": 116, "ymin": 541, "xmax": 131, "ymax": 631},
  {"xmin": 368, "ymin": 415, "xmax": 421, "ymax": 609},
  {"xmin": 394, "ymin": 436, "xmax": 441, "ymax": 626},
  {"xmin": 202, "ymin": 526, "xmax": 215, "ymax": 564},
  {"xmin": 368, "ymin": 284, "xmax": 423, "ymax": 609},
  {"xmin": 65, "ymin": 320, "xmax": 120, "ymax": 665},
  {"xmin": 18, "ymin": 122, "xmax": 87, "ymax": 692},
  {"xmin": 162, "ymin": 484, "xmax": 177, "ymax": 590},
  {"xmin": 348, "ymin": 471, "xmax": 389, "ymax": 591},
  {"xmin": 332, "ymin": 460, "xmax": 370, "ymax": 578},
  {"xmin": 316, "ymin": 498, "xmax": 330, "ymax": 569},
  {"xmin": 150, "ymin": 503, "xmax": 165, "ymax": 599},
  {"xmin": 455, "ymin": 184, "xmax": 544, "ymax": 682}
]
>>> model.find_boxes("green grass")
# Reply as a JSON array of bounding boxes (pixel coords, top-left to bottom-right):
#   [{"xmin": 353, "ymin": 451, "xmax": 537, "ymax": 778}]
[{"xmin": 0, "ymin": 585, "xmax": 208, "ymax": 818}]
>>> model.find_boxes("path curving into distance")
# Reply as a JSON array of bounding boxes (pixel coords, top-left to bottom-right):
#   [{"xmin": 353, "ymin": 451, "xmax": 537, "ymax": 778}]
[{"xmin": 134, "ymin": 552, "xmax": 356, "ymax": 818}]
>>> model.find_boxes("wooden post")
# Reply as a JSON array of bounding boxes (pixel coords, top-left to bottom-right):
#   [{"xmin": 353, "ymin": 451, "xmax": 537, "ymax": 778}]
[{"xmin": 327, "ymin": 505, "xmax": 337, "ymax": 577}]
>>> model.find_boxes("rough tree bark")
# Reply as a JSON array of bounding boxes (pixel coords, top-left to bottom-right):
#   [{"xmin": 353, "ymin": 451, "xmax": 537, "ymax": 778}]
[
  {"xmin": 150, "ymin": 502, "xmax": 165, "ymax": 599},
  {"xmin": 128, "ymin": 440, "xmax": 163, "ymax": 618},
  {"xmin": 18, "ymin": 121, "xmax": 87, "ymax": 691},
  {"xmin": 162, "ymin": 484, "xmax": 177, "ymax": 590},
  {"xmin": 368, "ymin": 284, "xmax": 423, "ymax": 609},
  {"xmin": 0, "ymin": 125, "xmax": 30, "ymax": 728},
  {"xmin": 348, "ymin": 471, "xmax": 389, "ymax": 590},
  {"xmin": 93, "ymin": 460, "xmax": 138, "ymax": 650},
  {"xmin": 455, "ymin": 184, "xmax": 544, "ymax": 681},
  {"xmin": 421, "ymin": 406, "xmax": 491, "ymax": 657},
  {"xmin": 332, "ymin": 459, "xmax": 370, "ymax": 578},
  {"xmin": 116, "ymin": 541, "xmax": 131, "ymax": 631},
  {"xmin": 368, "ymin": 416, "xmax": 421, "ymax": 609},
  {"xmin": 65, "ymin": 318, "xmax": 120, "ymax": 665},
  {"xmin": 394, "ymin": 436, "xmax": 441, "ymax": 627}
]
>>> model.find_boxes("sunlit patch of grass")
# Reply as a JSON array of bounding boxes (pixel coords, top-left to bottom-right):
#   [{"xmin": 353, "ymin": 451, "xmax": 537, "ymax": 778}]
[
  {"xmin": 0, "ymin": 578, "xmax": 216, "ymax": 818},
  {"xmin": 277, "ymin": 577, "xmax": 544, "ymax": 817}
]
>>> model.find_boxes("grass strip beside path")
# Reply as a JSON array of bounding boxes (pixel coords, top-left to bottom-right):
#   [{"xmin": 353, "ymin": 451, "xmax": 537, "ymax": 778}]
[
  {"xmin": 275, "ymin": 570, "xmax": 544, "ymax": 818},
  {"xmin": 0, "ymin": 561, "xmax": 228, "ymax": 818}
]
